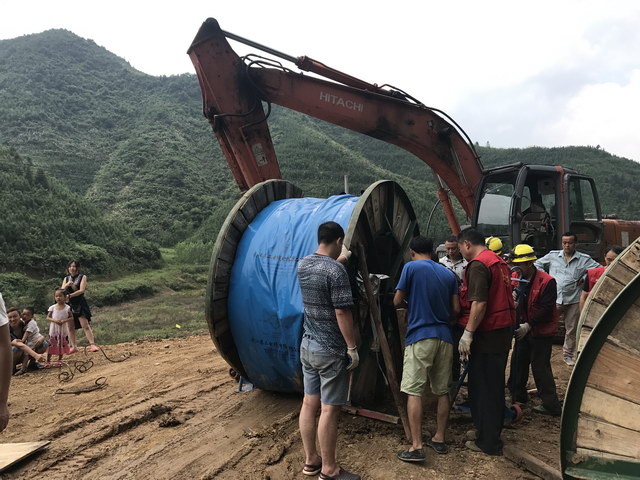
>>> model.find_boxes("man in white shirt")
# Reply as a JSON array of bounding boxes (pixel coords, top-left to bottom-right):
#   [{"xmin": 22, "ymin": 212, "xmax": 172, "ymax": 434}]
[
  {"xmin": 439, "ymin": 235, "xmax": 467, "ymax": 283},
  {"xmin": 0, "ymin": 292, "xmax": 11, "ymax": 432},
  {"xmin": 534, "ymin": 232, "xmax": 599, "ymax": 366}
]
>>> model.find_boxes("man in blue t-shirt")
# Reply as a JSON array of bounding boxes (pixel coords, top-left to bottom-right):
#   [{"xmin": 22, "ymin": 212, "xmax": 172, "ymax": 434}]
[{"xmin": 394, "ymin": 236, "xmax": 460, "ymax": 462}]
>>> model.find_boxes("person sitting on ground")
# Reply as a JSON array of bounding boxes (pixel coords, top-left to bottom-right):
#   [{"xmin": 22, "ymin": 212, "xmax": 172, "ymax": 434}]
[
  {"xmin": 46, "ymin": 288, "xmax": 73, "ymax": 366},
  {"xmin": 18, "ymin": 307, "xmax": 47, "ymax": 373},
  {"xmin": 579, "ymin": 245, "xmax": 623, "ymax": 311},
  {"xmin": 8, "ymin": 308, "xmax": 45, "ymax": 375},
  {"xmin": 394, "ymin": 235, "xmax": 460, "ymax": 462},
  {"xmin": 62, "ymin": 260, "xmax": 99, "ymax": 352}
]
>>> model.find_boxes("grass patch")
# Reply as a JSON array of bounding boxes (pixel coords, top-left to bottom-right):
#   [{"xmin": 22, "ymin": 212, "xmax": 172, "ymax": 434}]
[{"xmin": 87, "ymin": 289, "xmax": 208, "ymax": 345}]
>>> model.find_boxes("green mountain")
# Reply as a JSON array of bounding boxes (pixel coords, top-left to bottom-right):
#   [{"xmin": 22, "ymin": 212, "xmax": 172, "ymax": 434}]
[
  {"xmin": 0, "ymin": 145, "xmax": 160, "ymax": 276},
  {"xmin": 1, "ymin": 28, "xmax": 639, "ymax": 270}
]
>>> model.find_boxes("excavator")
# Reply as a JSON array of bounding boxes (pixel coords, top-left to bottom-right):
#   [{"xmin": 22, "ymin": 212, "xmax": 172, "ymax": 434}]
[{"xmin": 187, "ymin": 18, "xmax": 640, "ymax": 259}]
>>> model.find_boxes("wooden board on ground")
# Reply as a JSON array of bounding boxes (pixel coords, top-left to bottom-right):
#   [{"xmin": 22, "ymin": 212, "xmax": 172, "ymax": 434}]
[
  {"xmin": 503, "ymin": 445, "xmax": 562, "ymax": 480},
  {"xmin": 0, "ymin": 441, "xmax": 50, "ymax": 473}
]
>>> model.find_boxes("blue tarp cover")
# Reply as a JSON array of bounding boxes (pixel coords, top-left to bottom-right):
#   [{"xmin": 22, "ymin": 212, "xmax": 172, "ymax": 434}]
[{"xmin": 228, "ymin": 194, "xmax": 358, "ymax": 392}]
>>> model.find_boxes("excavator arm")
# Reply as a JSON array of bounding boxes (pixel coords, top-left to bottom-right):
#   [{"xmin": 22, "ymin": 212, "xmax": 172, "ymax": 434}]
[{"xmin": 188, "ymin": 18, "xmax": 484, "ymax": 233}]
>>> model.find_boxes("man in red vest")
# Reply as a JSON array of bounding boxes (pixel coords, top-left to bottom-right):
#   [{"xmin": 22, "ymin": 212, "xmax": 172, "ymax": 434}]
[
  {"xmin": 508, "ymin": 244, "xmax": 562, "ymax": 416},
  {"xmin": 457, "ymin": 229, "xmax": 515, "ymax": 455},
  {"xmin": 579, "ymin": 245, "xmax": 623, "ymax": 312}
]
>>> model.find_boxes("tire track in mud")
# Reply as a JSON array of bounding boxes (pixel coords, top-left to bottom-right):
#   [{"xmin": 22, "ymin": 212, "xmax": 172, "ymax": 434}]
[{"xmin": 31, "ymin": 373, "xmax": 233, "ymax": 477}]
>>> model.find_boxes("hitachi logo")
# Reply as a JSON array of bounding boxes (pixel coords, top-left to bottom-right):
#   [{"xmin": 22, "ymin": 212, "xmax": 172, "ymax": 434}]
[{"xmin": 319, "ymin": 92, "xmax": 363, "ymax": 112}]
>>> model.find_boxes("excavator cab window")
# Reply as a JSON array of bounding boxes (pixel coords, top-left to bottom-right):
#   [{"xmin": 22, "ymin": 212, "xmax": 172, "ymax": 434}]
[
  {"xmin": 519, "ymin": 174, "xmax": 558, "ymax": 254},
  {"xmin": 475, "ymin": 170, "xmax": 518, "ymax": 251},
  {"xmin": 567, "ymin": 176, "xmax": 602, "ymax": 251}
]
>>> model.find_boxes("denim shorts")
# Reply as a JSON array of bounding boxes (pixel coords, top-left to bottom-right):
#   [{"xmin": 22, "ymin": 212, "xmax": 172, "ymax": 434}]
[{"xmin": 300, "ymin": 346, "xmax": 349, "ymax": 406}]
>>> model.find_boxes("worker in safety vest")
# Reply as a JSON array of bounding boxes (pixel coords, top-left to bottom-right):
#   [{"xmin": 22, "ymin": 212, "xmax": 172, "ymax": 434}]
[
  {"xmin": 508, "ymin": 244, "xmax": 562, "ymax": 416},
  {"xmin": 457, "ymin": 229, "xmax": 515, "ymax": 455},
  {"xmin": 579, "ymin": 245, "xmax": 623, "ymax": 312}
]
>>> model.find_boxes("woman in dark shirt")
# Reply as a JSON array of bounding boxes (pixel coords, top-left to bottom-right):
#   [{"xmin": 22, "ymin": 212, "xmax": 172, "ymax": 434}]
[{"xmin": 61, "ymin": 260, "xmax": 99, "ymax": 352}]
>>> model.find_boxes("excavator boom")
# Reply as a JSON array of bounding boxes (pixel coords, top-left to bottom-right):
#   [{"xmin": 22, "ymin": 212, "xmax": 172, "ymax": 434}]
[{"xmin": 188, "ymin": 18, "xmax": 484, "ymax": 233}]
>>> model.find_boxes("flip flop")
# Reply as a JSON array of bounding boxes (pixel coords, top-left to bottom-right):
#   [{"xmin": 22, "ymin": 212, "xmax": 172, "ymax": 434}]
[
  {"xmin": 396, "ymin": 448, "xmax": 426, "ymax": 462},
  {"xmin": 303, "ymin": 457, "xmax": 322, "ymax": 476},
  {"xmin": 425, "ymin": 437, "xmax": 449, "ymax": 454}
]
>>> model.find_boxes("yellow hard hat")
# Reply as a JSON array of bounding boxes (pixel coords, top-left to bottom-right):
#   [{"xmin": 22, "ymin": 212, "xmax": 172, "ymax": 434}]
[
  {"xmin": 485, "ymin": 236, "xmax": 503, "ymax": 255},
  {"xmin": 512, "ymin": 244, "xmax": 537, "ymax": 263}
]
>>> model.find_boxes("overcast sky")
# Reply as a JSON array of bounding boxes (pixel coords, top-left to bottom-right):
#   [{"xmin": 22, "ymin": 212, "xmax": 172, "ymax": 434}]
[{"xmin": 2, "ymin": 0, "xmax": 639, "ymax": 162}]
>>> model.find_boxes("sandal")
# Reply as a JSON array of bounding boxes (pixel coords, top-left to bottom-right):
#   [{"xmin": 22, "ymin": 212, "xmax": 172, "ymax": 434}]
[
  {"xmin": 319, "ymin": 468, "xmax": 361, "ymax": 480},
  {"xmin": 41, "ymin": 362, "xmax": 52, "ymax": 369},
  {"xmin": 303, "ymin": 457, "xmax": 322, "ymax": 476},
  {"xmin": 425, "ymin": 437, "xmax": 449, "ymax": 454},
  {"xmin": 396, "ymin": 448, "xmax": 426, "ymax": 462},
  {"xmin": 88, "ymin": 344, "xmax": 100, "ymax": 352}
]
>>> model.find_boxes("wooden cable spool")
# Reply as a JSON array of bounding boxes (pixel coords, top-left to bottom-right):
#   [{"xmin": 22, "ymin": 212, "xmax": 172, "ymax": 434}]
[
  {"xmin": 205, "ymin": 179, "xmax": 417, "ymax": 404},
  {"xmin": 576, "ymin": 240, "xmax": 640, "ymax": 355},
  {"xmin": 561, "ymin": 236, "xmax": 640, "ymax": 479}
]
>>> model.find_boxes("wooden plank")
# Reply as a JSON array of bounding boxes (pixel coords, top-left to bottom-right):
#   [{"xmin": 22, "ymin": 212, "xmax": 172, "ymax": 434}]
[
  {"xmin": 575, "ymin": 447, "xmax": 637, "ymax": 462},
  {"xmin": 342, "ymin": 406, "xmax": 399, "ymax": 424},
  {"xmin": 610, "ymin": 301, "xmax": 640, "ymax": 353},
  {"xmin": 577, "ymin": 327, "xmax": 591, "ymax": 353},
  {"xmin": 586, "ymin": 342, "xmax": 640, "ymax": 405},
  {"xmin": 0, "ymin": 441, "xmax": 50, "ymax": 472},
  {"xmin": 357, "ymin": 245, "xmax": 411, "ymax": 441},
  {"xmin": 582, "ymin": 301, "xmax": 606, "ymax": 328},
  {"xmin": 607, "ymin": 262, "xmax": 638, "ymax": 286},
  {"xmin": 618, "ymin": 243, "xmax": 640, "ymax": 272},
  {"xmin": 577, "ymin": 416, "xmax": 640, "ymax": 458},
  {"xmin": 580, "ymin": 386, "xmax": 640, "ymax": 431},
  {"xmin": 503, "ymin": 445, "xmax": 561, "ymax": 480},
  {"xmin": 593, "ymin": 276, "xmax": 626, "ymax": 305}
]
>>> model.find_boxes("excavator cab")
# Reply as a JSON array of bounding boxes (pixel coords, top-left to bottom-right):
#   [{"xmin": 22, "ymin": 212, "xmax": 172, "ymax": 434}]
[{"xmin": 473, "ymin": 164, "xmax": 604, "ymax": 258}]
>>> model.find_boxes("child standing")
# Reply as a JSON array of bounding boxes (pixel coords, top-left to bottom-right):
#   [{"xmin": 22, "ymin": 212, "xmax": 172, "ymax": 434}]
[{"xmin": 46, "ymin": 288, "xmax": 73, "ymax": 365}]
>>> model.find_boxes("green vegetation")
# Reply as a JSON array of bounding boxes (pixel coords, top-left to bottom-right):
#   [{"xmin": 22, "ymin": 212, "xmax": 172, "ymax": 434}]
[{"xmin": 0, "ymin": 146, "xmax": 160, "ymax": 278}]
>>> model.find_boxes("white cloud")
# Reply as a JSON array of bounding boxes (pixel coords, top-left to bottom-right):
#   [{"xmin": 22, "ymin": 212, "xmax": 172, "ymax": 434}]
[{"xmin": 543, "ymin": 69, "xmax": 640, "ymax": 160}]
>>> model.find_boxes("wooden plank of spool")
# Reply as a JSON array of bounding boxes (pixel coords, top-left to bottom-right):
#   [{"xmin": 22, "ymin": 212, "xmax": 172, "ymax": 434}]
[
  {"xmin": 576, "ymin": 416, "xmax": 640, "ymax": 459},
  {"xmin": 575, "ymin": 447, "xmax": 636, "ymax": 462},
  {"xmin": 357, "ymin": 244, "xmax": 411, "ymax": 441},
  {"xmin": 610, "ymin": 300, "xmax": 640, "ymax": 353},
  {"xmin": 580, "ymin": 386, "xmax": 640, "ymax": 431},
  {"xmin": 586, "ymin": 341, "xmax": 640, "ymax": 406}
]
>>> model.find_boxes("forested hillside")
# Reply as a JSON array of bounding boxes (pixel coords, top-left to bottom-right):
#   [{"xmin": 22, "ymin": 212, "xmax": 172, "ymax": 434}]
[
  {"xmin": 0, "ymin": 144, "xmax": 160, "ymax": 279},
  {"xmin": 1, "ymin": 29, "xmax": 640, "ymax": 275}
]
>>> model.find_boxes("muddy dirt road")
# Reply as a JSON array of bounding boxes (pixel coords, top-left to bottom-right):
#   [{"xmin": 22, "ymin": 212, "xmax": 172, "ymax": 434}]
[{"xmin": 2, "ymin": 335, "xmax": 569, "ymax": 479}]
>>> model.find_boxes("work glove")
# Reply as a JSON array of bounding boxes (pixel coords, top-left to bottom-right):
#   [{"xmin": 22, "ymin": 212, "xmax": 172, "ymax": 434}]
[
  {"xmin": 458, "ymin": 330, "xmax": 473, "ymax": 362},
  {"xmin": 346, "ymin": 346, "xmax": 359, "ymax": 371},
  {"xmin": 340, "ymin": 244, "xmax": 352, "ymax": 261},
  {"xmin": 515, "ymin": 322, "xmax": 531, "ymax": 340}
]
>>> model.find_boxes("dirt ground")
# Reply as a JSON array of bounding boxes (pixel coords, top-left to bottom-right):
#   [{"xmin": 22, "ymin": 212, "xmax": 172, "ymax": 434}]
[{"xmin": 1, "ymin": 335, "xmax": 571, "ymax": 479}]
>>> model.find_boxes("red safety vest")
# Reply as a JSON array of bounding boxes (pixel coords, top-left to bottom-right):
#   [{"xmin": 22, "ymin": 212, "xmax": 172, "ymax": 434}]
[
  {"xmin": 523, "ymin": 270, "xmax": 559, "ymax": 337},
  {"xmin": 458, "ymin": 249, "xmax": 516, "ymax": 332},
  {"xmin": 586, "ymin": 266, "xmax": 605, "ymax": 293}
]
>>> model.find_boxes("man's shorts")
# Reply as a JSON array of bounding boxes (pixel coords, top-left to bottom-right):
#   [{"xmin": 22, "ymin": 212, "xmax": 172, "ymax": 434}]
[
  {"xmin": 401, "ymin": 338, "xmax": 453, "ymax": 396},
  {"xmin": 300, "ymin": 347, "xmax": 349, "ymax": 406}
]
